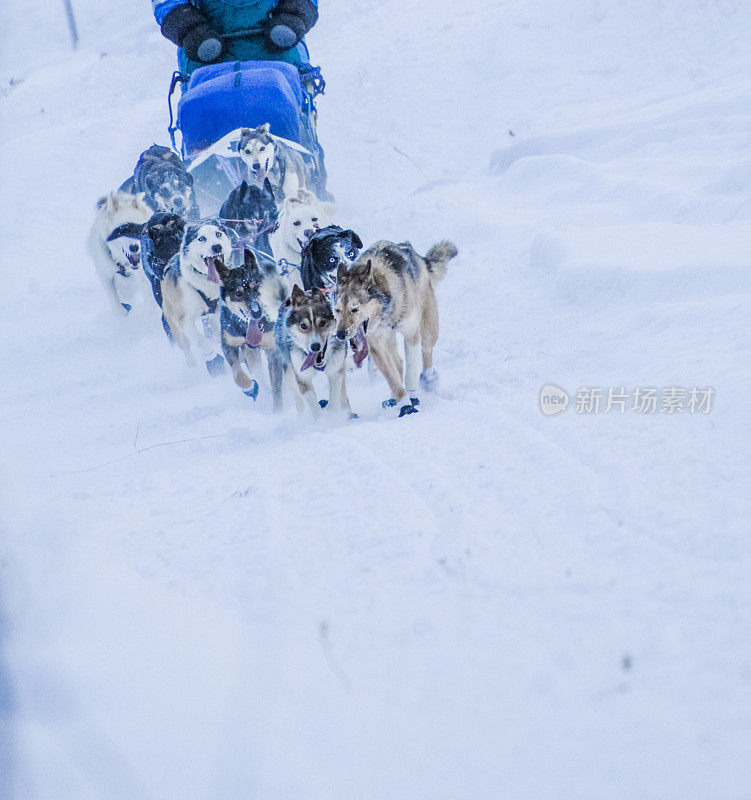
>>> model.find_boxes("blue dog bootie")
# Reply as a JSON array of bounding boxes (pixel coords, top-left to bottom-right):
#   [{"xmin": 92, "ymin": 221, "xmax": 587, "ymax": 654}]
[
  {"xmin": 399, "ymin": 400, "xmax": 419, "ymax": 417},
  {"xmin": 243, "ymin": 380, "xmax": 259, "ymax": 401}
]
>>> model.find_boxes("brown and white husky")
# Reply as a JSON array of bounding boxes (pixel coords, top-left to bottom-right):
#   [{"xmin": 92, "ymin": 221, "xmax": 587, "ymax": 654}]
[{"xmin": 333, "ymin": 240, "xmax": 457, "ymax": 416}]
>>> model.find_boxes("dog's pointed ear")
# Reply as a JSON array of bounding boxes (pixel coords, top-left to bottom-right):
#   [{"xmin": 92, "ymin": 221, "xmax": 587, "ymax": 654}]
[
  {"xmin": 355, "ymin": 259, "xmax": 372, "ymax": 281},
  {"xmin": 257, "ymin": 123, "xmax": 271, "ymax": 135},
  {"xmin": 348, "ymin": 231, "xmax": 363, "ymax": 249},
  {"xmin": 263, "ymin": 177, "xmax": 274, "ymax": 196},
  {"xmin": 336, "ymin": 262, "xmax": 348, "ymax": 283},
  {"xmin": 291, "ymin": 284, "xmax": 306, "ymax": 304},
  {"xmin": 244, "ymin": 248, "xmax": 259, "ymax": 271}
]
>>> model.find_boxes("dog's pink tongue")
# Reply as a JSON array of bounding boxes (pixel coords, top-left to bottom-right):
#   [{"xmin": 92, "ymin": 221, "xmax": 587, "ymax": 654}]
[
  {"xmin": 300, "ymin": 351, "xmax": 317, "ymax": 371},
  {"xmin": 352, "ymin": 328, "xmax": 369, "ymax": 367},
  {"xmin": 206, "ymin": 257, "xmax": 222, "ymax": 285},
  {"xmin": 245, "ymin": 319, "xmax": 263, "ymax": 347}
]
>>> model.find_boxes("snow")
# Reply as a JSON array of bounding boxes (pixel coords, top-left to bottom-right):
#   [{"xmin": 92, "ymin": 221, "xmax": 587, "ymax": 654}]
[{"xmin": 2, "ymin": 1, "xmax": 751, "ymax": 798}]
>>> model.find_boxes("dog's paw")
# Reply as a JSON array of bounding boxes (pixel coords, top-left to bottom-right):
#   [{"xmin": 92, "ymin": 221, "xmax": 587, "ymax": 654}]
[
  {"xmin": 419, "ymin": 367, "xmax": 439, "ymax": 392},
  {"xmin": 399, "ymin": 402, "xmax": 419, "ymax": 417},
  {"xmin": 319, "ymin": 399, "xmax": 328, "ymax": 409},
  {"xmin": 381, "ymin": 398, "xmax": 398, "ymax": 409},
  {"xmin": 120, "ymin": 303, "xmax": 132, "ymax": 315},
  {"xmin": 243, "ymin": 380, "xmax": 259, "ymax": 401},
  {"xmin": 409, "ymin": 396, "xmax": 420, "ymax": 407},
  {"xmin": 349, "ymin": 412, "xmax": 359, "ymax": 420},
  {"xmin": 205, "ymin": 354, "xmax": 225, "ymax": 377}
]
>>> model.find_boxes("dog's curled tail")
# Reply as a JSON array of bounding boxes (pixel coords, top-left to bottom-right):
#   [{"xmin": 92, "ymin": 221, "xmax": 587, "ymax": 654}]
[{"xmin": 424, "ymin": 241, "xmax": 457, "ymax": 283}]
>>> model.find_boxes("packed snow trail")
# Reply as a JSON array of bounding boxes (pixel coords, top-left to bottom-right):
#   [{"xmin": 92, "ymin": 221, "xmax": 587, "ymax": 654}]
[{"xmin": 2, "ymin": 1, "xmax": 751, "ymax": 798}]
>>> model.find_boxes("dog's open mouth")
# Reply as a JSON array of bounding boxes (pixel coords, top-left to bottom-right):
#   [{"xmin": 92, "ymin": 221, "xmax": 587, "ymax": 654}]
[
  {"xmin": 301, "ymin": 338, "xmax": 328, "ymax": 371},
  {"xmin": 350, "ymin": 326, "xmax": 369, "ymax": 367},
  {"xmin": 204, "ymin": 254, "xmax": 225, "ymax": 284},
  {"xmin": 126, "ymin": 253, "xmax": 140, "ymax": 268}
]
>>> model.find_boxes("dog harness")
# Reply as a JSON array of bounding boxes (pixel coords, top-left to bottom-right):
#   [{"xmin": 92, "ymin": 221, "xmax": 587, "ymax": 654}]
[
  {"xmin": 195, "ymin": 287, "xmax": 220, "ymax": 314},
  {"xmin": 276, "ymin": 258, "xmax": 298, "ymax": 277}
]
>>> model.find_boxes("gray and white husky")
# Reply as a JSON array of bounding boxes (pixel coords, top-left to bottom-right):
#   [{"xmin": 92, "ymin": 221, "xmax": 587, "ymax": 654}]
[
  {"xmin": 88, "ymin": 191, "xmax": 152, "ymax": 316},
  {"xmin": 161, "ymin": 221, "xmax": 233, "ymax": 371},
  {"xmin": 274, "ymin": 285, "xmax": 351, "ymax": 416},
  {"xmin": 238, "ymin": 123, "xmax": 311, "ymax": 202}
]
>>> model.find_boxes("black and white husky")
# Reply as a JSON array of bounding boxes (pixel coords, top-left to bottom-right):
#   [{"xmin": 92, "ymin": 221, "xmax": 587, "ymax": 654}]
[
  {"xmin": 274, "ymin": 285, "xmax": 351, "ymax": 416},
  {"xmin": 120, "ymin": 144, "xmax": 199, "ymax": 218},
  {"xmin": 161, "ymin": 221, "xmax": 233, "ymax": 373},
  {"xmin": 219, "ymin": 250, "xmax": 285, "ymax": 406},
  {"xmin": 238, "ymin": 124, "xmax": 311, "ymax": 202},
  {"xmin": 88, "ymin": 191, "xmax": 152, "ymax": 316},
  {"xmin": 300, "ymin": 225, "xmax": 363, "ymax": 292},
  {"xmin": 219, "ymin": 179, "xmax": 278, "ymax": 255}
]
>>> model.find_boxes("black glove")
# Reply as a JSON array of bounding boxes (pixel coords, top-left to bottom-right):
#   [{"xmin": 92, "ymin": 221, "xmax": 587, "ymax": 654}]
[
  {"xmin": 264, "ymin": 0, "xmax": 318, "ymax": 52},
  {"xmin": 161, "ymin": 4, "xmax": 224, "ymax": 63}
]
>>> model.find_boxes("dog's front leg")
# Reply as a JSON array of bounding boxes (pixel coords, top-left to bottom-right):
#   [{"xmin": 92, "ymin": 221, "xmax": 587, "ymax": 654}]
[
  {"xmin": 172, "ymin": 324, "xmax": 197, "ymax": 367},
  {"xmin": 266, "ymin": 351, "xmax": 284, "ymax": 412},
  {"xmin": 284, "ymin": 369, "xmax": 307, "ymax": 413},
  {"xmin": 113, "ymin": 272, "xmax": 143, "ymax": 313},
  {"xmin": 192, "ymin": 312, "xmax": 220, "ymax": 357},
  {"xmin": 368, "ymin": 335, "xmax": 407, "ymax": 403},
  {"xmin": 102, "ymin": 275, "xmax": 129, "ymax": 316},
  {"xmin": 298, "ymin": 377, "xmax": 320, "ymax": 416},
  {"xmin": 326, "ymin": 364, "xmax": 351, "ymax": 414},
  {"xmin": 223, "ymin": 343, "xmax": 254, "ymax": 392}
]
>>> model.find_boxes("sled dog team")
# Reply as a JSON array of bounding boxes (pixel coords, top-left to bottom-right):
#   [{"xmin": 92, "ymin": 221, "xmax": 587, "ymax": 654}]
[{"xmin": 88, "ymin": 127, "xmax": 457, "ymax": 418}]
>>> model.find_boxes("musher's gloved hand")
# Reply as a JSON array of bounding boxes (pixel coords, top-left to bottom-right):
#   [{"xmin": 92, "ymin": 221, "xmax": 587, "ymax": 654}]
[
  {"xmin": 161, "ymin": 4, "xmax": 224, "ymax": 63},
  {"xmin": 264, "ymin": 0, "xmax": 318, "ymax": 52}
]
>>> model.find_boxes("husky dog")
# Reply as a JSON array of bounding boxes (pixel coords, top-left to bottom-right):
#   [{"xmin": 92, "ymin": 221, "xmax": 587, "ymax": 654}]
[
  {"xmin": 220, "ymin": 250, "xmax": 286, "ymax": 406},
  {"xmin": 300, "ymin": 225, "xmax": 363, "ymax": 292},
  {"xmin": 238, "ymin": 123, "xmax": 311, "ymax": 202},
  {"xmin": 120, "ymin": 144, "xmax": 199, "ymax": 218},
  {"xmin": 334, "ymin": 240, "xmax": 457, "ymax": 417},
  {"xmin": 274, "ymin": 285, "xmax": 351, "ymax": 416},
  {"xmin": 161, "ymin": 221, "xmax": 234, "ymax": 373},
  {"xmin": 219, "ymin": 180, "xmax": 278, "ymax": 255},
  {"xmin": 88, "ymin": 191, "xmax": 152, "ymax": 316},
  {"xmin": 141, "ymin": 212, "xmax": 186, "ymax": 307},
  {"xmin": 270, "ymin": 190, "xmax": 335, "ymax": 289}
]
